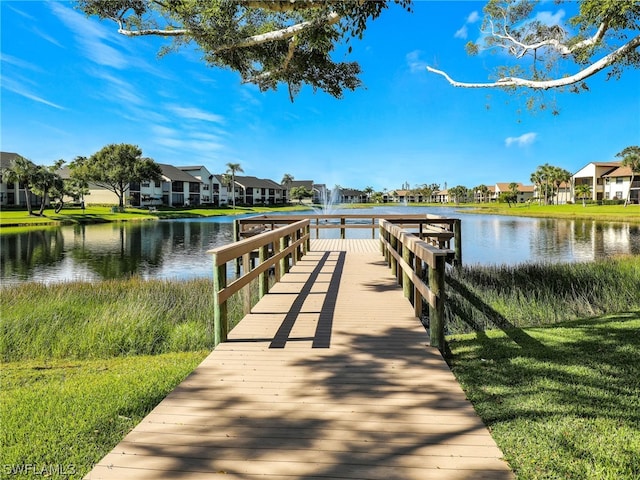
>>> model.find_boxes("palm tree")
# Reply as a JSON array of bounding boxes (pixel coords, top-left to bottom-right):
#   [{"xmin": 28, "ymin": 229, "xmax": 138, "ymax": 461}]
[
  {"xmin": 475, "ymin": 184, "xmax": 489, "ymax": 203},
  {"xmin": 616, "ymin": 146, "xmax": 640, "ymax": 207},
  {"xmin": 4, "ymin": 155, "xmax": 38, "ymax": 215},
  {"xmin": 530, "ymin": 171, "xmax": 543, "ymax": 204},
  {"xmin": 281, "ymin": 173, "xmax": 294, "ymax": 204},
  {"xmin": 551, "ymin": 167, "xmax": 572, "ymax": 205},
  {"xmin": 575, "ymin": 183, "xmax": 592, "ymax": 207},
  {"xmin": 225, "ymin": 162, "xmax": 243, "ymax": 209},
  {"xmin": 363, "ymin": 186, "xmax": 374, "ymax": 203}
]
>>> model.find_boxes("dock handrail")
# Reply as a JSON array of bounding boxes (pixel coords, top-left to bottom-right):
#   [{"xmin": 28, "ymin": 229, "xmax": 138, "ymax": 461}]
[
  {"xmin": 236, "ymin": 213, "xmax": 461, "ymax": 265},
  {"xmin": 379, "ymin": 219, "xmax": 450, "ymax": 351},
  {"xmin": 207, "ymin": 219, "xmax": 310, "ymax": 346}
]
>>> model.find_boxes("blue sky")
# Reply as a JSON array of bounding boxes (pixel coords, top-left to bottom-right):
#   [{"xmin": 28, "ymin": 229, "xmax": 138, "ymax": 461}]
[{"xmin": 1, "ymin": 1, "xmax": 639, "ymax": 192}]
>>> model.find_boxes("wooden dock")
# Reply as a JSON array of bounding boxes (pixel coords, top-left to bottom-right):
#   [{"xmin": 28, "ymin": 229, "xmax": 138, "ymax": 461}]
[{"xmin": 85, "ymin": 239, "xmax": 513, "ymax": 479}]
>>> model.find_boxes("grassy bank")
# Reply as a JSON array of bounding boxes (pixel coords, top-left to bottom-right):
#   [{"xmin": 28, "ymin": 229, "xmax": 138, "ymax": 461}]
[
  {"xmin": 445, "ymin": 255, "xmax": 640, "ymax": 333},
  {"xmin": 459, "ymin": 202, "xmax": 640, "ymax": 224},
  {"xmin": 0, "ymin": 204, "xmax": 310, "ymax": 231},
  {"xmin": 0, "ymin": 277, "xmax": 256, "ymax": 361},
  {"xmin": 448, "ymin": 313, "xmax": 640, "ymax": 479}
]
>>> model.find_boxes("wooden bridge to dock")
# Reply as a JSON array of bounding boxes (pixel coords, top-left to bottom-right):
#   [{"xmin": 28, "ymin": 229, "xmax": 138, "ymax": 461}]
[{"xmin": 85, "ymin": 215, "xmax": 513, "ymax": 480}]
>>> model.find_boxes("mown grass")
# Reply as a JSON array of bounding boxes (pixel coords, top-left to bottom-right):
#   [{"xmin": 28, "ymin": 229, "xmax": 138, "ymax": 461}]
[
  {"xmin": 0, "ymin": 204, "xmax": 310, "ymax": 230},
  {"xmin": 445, "ymin": 255, "xmax": 640, "ymax": 333},
  {"xmin": 460, "ymin": 202, "xmax": 640, "ymax": 224},
  {"xmin": 447, "ymin": 313, "xmax": 640, "ymax": 479},
  {"xmin": 0, "ymin": 353, "xmax": 207, "ymax": 479}
]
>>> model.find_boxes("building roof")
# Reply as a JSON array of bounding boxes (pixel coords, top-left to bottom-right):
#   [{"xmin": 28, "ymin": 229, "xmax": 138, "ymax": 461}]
[
  {"xmin": 0, "ymin": 152, "xmax": 21, "ymax": 170},
  {"xmin": 234, "ymin": 176, "xmax": 282, "ymax": 189},
  {"xmin": 289, "ymin": 180, "xmax": 314, "ymax": 190},
  {"xmin": 158, "ymin": 163, "xmax": 202, "ymax": 183},
  {"xmin": 603, "ymin": 166, "xmax": 634, "ymax": 177}
]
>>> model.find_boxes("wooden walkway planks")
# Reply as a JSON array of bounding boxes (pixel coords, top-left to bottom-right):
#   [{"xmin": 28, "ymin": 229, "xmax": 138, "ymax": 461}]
[{"xmin": 85, "ymin": 240, "xmax": 513, "ymax": 480}]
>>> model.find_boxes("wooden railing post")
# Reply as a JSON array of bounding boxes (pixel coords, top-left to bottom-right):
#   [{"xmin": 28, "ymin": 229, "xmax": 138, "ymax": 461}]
[
  {"xmin": 340, "ymin": 217, "xmax": 346, "ymax": 239},
  {"xmin": 414, "ymin": 257, "xmax": 423, "ymax": 318},
  {"xmin": 233, "ymin": 219, "xmax": 241, "ymax": 276},
  {"xmin": 429, "ymin": 255, "xmax": 446, "ymax": 352},
  {"xmin": 390, "ymin": 234, "xmax": 398, "ymax": 277},
  {"xmin": 259, "ymin": 244, "xmax": 269, "ymax": 297},
  {"xmin": 402, "ymin": 238, "xmax": 412, "ymax": 300},
  {"xmin": 213, "ymin": 255, "xmax": 228, "ymax": 347},
  {"xmin": 305, "ymin": 224, "xmax": 310, "ymax": 252},
  {"xmin": 453, "ymin": 219, "xmax": 462, "ymax": 267}
]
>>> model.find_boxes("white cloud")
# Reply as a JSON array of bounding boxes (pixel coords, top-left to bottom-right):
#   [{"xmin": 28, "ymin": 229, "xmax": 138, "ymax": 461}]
[
  {"xmin": 535, "ymin": 10, "xmax": 566, "ymax": 27},
  {"xmin": 505, "ymin": 132, "xmax": 537, "ymax": 147},
  {"xmin": 2, "ymin": 78, "xmax": 65, "ymax": 110},
  {"xmin": 48, "ymin": 2, "xmax": 128, "ymax": 69},
  {"xmin": 166, "ymin": 105, "xmax": 225, "ymax": 124},
  {"xmin": 406, "ymin": 50, "xmax": 427, "ymax": 73},
  {"xmin": 455, "ymin": 10, "xmax": 481, "ymax": 39},
  {"xmin": 454, "ymin": 26, "xmax": 468, "ymax": 39}
]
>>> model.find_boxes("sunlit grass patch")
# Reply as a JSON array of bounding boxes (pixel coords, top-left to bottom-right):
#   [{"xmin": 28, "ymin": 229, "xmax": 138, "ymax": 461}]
[
  {"xmin": 448, "ymin": 313, "xmax": 640, "ymax": 479},
  {"xmin": 0, "ymin": 352, "xmax": 207, "ymax": 479}
]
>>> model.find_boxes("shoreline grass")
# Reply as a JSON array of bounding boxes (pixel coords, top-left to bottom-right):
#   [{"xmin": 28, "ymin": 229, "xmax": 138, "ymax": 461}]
[
  {"xmin": 444, "ymin": 255, "xmax": 640, "ymax": 334},
  {"xmin": 0, "ymin": 204, "xmax": 311, "ymax": 231},
  {"xmin": 2, "ymin": 203, "xmax": 638, "ymax": 232}
]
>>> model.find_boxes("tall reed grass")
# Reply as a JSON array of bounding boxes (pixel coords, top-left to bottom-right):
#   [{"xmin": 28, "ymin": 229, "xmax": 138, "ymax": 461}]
[
  {"xmin": 445, "ymin": 255, "xmax": 640, "ymax": 334},
  {"xmin": 0, "ymin": 277, "xmax": 256, "ymax": 361}
]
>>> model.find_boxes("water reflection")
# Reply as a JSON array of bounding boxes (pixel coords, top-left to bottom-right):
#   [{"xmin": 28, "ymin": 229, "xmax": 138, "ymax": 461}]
[
  {"xmin": 0, "ymin": 209, "xmax": 638, "ymax": 285},
  {"xmin": 1, "ymin": 220, "xmax": 234, "ymax": 285}
]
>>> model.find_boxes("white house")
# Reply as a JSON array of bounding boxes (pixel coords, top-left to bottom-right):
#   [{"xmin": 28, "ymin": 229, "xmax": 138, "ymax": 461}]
[
  {"xmin": 572, "ymin": 161, "xmax": 621, "ymax": 202},
  {"xmin": 603, "ymin": 165, "xmax": 638, "ymax": 203}
]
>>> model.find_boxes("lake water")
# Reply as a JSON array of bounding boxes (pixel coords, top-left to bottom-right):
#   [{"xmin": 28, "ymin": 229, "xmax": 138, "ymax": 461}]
[{"xmin": 1, "ymin": 206, "xmax": 638, "ymax": 285}]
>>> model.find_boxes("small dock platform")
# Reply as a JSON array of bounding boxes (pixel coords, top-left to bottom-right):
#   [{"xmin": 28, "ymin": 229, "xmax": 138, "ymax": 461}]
[{"xmin": 85, "ymin": 239, "xmax": 513, "ymax": 479}]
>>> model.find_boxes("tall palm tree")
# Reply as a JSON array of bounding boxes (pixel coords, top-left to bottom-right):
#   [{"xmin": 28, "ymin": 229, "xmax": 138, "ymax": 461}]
[
  {"xmin": 225, "ymin": 162, "xmax": 243, "ymax": 209},
  {"xmin": 364, "ymin": 186, "xmax": 374, "ymax": 203},
  {"xmin": 551, "ymin": 167, "xmax": 572, "ymax": 205},
  {"xmin": 616, "ymin": 146, "xmax": 640, "ymax": 207},
  {"xmin": 4, "ymin": 155, "xmax": 38, "ymax": 215},
  {"xmin": 530, "ymin": 171, "xmax": 543, "ymax": 204},
  {"xmin": 281, "ymin": 173, "xmax": 294, "ymax": 204}
]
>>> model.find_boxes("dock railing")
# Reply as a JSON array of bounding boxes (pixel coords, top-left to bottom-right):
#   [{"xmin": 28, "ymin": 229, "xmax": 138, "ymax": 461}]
[
  {"xmin": 379, "ymin": 219, "xmax": 451, "ymax": 352},
  {"xmin": 236, "ymin": 213, "xmax": 462, "ymax": 265},
  {"xmin": 207, "ymin": 219, "xmax": 310, "ymax": 346}
]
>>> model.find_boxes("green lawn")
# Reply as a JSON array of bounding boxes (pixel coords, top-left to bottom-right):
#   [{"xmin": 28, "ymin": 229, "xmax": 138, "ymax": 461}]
[
  {"xmin": 0, "ymin": 353, "xmax": 207, "ymax": 479},
  {"xmin": 448, "ymin": 313, "xmax": 640, "ymax": 479},
  {"xmin": 0, "ymin": 204, "xmax": 310, "ymax": 231},
  {"xmin": 458, "ymin": 202, "xmax": 640, "ymax": 223}
]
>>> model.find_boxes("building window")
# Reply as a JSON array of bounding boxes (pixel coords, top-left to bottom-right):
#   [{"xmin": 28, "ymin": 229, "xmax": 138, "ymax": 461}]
[
  {"xmin": 155, "ymin": 181, "xmax": 161, "ymax": 188},
  {"xmin": 615, "ymin": 191, "xmax": 623, "ymax": 199},
  {"xmin": 203, "ymin": 184, "xmax": 209, "ymax": 190},
  {"xmin": 605, "ymin": 192, "xmax": 610, "ymax": 199},
  {"xmin": 172, "ymin": 182, "xmax": 183, "ymax": 192},
  {"xmin": 616, "ymin": 177, "xmax": 623, "ymax": 184},
  {"xmin": 141, "ymin": 182, "xmax": 150, "ymax": 188}
]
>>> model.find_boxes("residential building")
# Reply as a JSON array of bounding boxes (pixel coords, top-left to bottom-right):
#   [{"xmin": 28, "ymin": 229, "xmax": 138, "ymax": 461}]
[
  {"xmin": 603, "ymin": 165, "xmax": 639, "ymax": 203},
  {"xmin": 494, "ymin": 183, "xmax": 535, "ymax": 203},
  {"xmin": 233, "ymin": 176, "xmax": 285, "ymax": 205},
  {"xmin": 0, "ymin": 151, "xmax": 42, "ymax": 207},
  {"xmin": 572, "ymin": 161, "xmax": 621, "ymax": 202},
  {"xmin": 178, "ymin": 166, "xmax": 219, "ymax": 205},
  {"xmin": 287, "ymin": 180, "xmax": 315, "ymax": 204}
]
